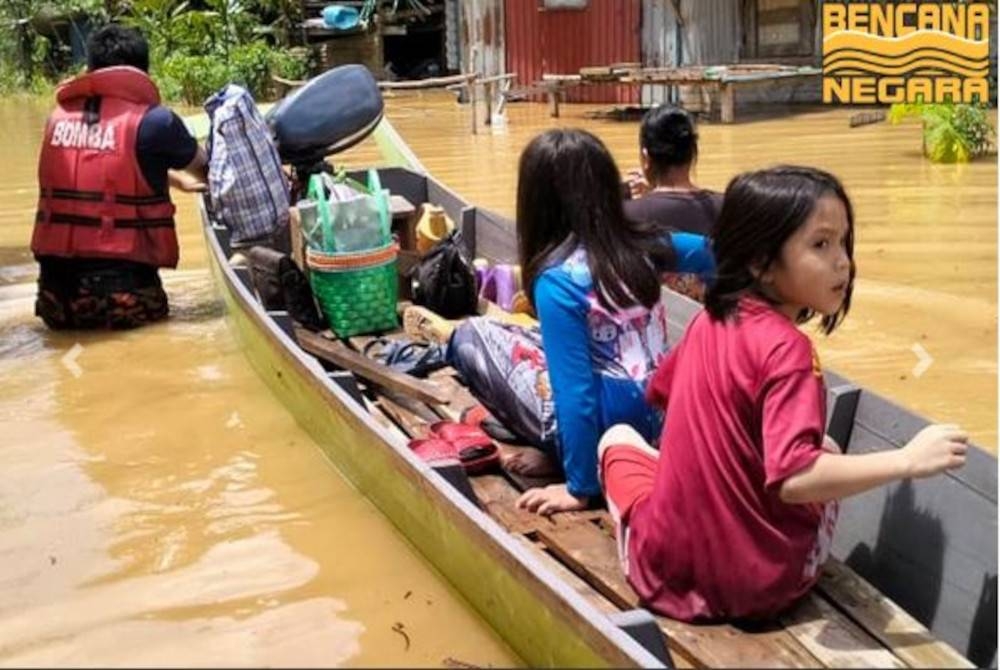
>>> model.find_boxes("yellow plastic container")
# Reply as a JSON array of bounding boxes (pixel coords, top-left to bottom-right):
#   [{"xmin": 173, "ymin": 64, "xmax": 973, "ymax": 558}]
[{"xmin": 415, "ymin": 204, "xmax": 455, "ymax": 254}]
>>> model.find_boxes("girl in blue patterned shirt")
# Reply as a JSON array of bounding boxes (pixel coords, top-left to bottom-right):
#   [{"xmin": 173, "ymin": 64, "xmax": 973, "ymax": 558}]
[{"xmin": 511, "ymin": 129, "xmax": 715, "ymax": 515}]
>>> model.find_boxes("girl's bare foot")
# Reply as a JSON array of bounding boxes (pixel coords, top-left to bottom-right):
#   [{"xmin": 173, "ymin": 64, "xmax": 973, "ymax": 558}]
[{"xmin": 499, "ymin": 445, "xmax": 559, "ymax": 477}]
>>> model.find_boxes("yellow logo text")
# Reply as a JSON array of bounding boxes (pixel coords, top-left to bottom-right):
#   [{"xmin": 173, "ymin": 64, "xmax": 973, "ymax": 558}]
[{"xmin": 822, "ymin": 2, "xmax": 990, "ymax": 104}]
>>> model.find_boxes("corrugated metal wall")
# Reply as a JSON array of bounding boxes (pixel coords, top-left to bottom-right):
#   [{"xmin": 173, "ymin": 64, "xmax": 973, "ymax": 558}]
[
  {"xmin": 641, "ymin": 0, "xmax": 823, "ymax": 109},
  {"xmin": 682, "ymin": 0, "xmax": 742, "ymax": 64},
  {"xmin": 640, "ymin": 0, "xmax": 678, "ymax": 106},
  {"xmin": 641, "ymin": 0, "xmax": 741, "ymax": 107},
  {"xmin": 505, "ymin": 0, "xmax": 642, "ymax": 103},
  {"xmin": 461, "ymin": 0, "xmax": 506, "ymax": 77},
  {"xmin": 445, "ymin": 0, "xmax": 461, "ymax": 71}
]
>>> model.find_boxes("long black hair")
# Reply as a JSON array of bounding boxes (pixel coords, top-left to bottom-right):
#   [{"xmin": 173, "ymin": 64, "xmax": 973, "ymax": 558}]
[
  {"xmin": 705, "ymin": 165, "xmax": 855, "ymax": 334},
  {"xmin": 640, "ymin": 104, "xmax": 698, "ymax": 177},
  {"xmin": 517, "ymin": 129, "xmax": 674, "ymax": 311}
]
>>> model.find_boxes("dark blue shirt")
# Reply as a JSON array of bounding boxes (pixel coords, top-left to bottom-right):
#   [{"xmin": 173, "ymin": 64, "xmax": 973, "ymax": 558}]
[{"xmin": 136, "ymin": 105, "xmax": 198, "ymax": 194}]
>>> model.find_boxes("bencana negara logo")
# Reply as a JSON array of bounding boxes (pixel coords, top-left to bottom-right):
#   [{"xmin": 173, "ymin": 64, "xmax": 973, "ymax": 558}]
[{"xmin": 823, "ymin": 1, "xmax": 991, "ymax": 104}]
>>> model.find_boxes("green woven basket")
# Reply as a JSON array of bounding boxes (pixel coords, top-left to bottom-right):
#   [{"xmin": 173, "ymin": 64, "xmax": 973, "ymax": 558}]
[{"xmin": 308, "ymin": 250, "xmax": 399, "ymax": 338}]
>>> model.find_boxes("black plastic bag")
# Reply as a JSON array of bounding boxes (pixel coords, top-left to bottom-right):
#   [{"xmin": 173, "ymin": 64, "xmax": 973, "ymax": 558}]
[{"xmin": 410, "ymin": 230, "xmax": 478, "ymax": 319}]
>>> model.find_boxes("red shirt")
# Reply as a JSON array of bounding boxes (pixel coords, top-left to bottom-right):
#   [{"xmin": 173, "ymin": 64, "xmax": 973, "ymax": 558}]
[{"xmin": 626, "ymin": 297, "xmax": 838, "ymax": 621}]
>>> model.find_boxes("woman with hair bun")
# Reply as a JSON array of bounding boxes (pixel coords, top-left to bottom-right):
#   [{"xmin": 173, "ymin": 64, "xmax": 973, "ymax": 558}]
[{"xmin": 624, "ymin": 104, "xmax": 721, "ymax": 237}]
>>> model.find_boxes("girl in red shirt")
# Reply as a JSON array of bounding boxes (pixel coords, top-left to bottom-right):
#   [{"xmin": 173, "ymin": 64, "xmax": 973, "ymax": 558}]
[{"xmin": 597, "ymin": 165, "xmax": 969, "ymax": 622}]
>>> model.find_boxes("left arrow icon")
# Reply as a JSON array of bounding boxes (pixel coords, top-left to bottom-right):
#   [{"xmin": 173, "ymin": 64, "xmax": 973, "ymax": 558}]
[{"xmin": 61, "ymin": 343, "xmax": 84, "ymax": 378}]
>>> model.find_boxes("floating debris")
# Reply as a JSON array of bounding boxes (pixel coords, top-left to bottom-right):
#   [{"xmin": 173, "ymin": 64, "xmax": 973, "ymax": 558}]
[{"xmin": 391, "ymin": 622, "xmax": 410, "ymax": 651}]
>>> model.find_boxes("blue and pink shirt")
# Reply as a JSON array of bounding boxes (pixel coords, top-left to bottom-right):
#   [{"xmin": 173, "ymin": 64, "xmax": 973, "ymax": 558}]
[{"xmin": 534, "ymin": 232, "xmax": 714, "ymax": 497}]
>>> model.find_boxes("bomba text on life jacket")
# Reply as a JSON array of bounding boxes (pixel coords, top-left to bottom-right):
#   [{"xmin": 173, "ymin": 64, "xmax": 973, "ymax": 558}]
[{"xmin": 50, "ymin": 120, "xmax": 117, "ymax": 151}]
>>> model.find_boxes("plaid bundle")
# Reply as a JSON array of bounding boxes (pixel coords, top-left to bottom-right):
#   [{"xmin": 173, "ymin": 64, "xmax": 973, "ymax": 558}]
[{"xmin": 205, "ymin": 84, "xmax": 290, "ymax": 246}]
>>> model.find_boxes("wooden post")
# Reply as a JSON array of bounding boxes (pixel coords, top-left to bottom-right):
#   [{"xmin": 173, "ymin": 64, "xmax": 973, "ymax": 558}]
[
  {"xmin": 289, "ymin": 205, "xmax": 304, "ymax": 271},
  {"xmin": 469, "ymin": 78, "xmax": 479, "ymax": 134},
  {"xmin": 468, "ymin": 45, "xmax": 479, "ymax": 134},
  {"xmin": 548, "ymin": 86, "xmax": 560, "ymax": 118},
  {"xmin": 720, "ymin": 83, "xmax": 735, "ymax": 123},
  {"xmin": 496, "ymin": 77, "xmax": 510, "ymax": 116},
  {"xmin": 484, "ymin": 80, "xmax": 494, "ymax": 126}
]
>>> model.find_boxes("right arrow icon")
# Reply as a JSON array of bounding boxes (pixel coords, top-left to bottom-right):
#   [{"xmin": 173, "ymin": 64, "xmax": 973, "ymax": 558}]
[{"xmin": 911, "ymin": 343, "xmax": 934, "ymax": 378}]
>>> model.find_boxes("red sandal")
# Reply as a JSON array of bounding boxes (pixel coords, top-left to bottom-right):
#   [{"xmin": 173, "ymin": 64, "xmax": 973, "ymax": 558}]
[
  {"xmin": 428, "ymin": 421, "xmax": 500, "ymax": 474},
  {"xmin": 458, "ymin": 405, "xmax": 520, "ymax": 443},
  {"xmin": 408, "ymin": 437, "xmax": 461, "ymax": 467}
]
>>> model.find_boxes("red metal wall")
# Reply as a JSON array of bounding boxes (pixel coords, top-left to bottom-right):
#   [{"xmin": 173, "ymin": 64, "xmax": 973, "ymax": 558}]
[{"xmin": 505, "ymin": 0, "xmax": 642, "ymax": 104}]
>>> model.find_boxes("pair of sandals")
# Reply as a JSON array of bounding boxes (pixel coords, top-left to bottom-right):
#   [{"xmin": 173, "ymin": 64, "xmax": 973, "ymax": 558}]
[
  {"xmin": 409, "ymin": 421, "xmax": 500, "ymax": 474},
  {"xmin": 363, "ymin": 337, "xmax": 448, "ymax": 378}
]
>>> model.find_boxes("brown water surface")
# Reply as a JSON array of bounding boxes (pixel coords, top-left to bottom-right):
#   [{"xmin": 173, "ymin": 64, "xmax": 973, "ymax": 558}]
[{"xmin": 0, "ymin": 96, "xmax": 518, "ymax": 667}]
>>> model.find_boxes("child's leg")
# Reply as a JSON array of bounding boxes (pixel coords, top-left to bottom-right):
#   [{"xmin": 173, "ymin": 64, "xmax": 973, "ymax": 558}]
[
  {"xmin": 499, "ymin": 445, "xmax": 559, "ymax": 477},
  {"xmin": 448, "ymin": 318, "xmax": 558, "ymax": 476},
  {"xmin": 598, "ymin": 424, "xmax": 659, "ymax": 574}
]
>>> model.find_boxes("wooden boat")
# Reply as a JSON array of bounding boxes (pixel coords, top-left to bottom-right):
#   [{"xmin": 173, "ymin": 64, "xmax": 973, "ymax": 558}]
[{"xmin": 200, "ymin": 142, "xmax": 995, "ymax": 668}]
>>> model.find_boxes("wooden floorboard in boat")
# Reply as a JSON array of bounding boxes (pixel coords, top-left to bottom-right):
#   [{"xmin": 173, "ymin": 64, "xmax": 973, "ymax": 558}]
[
  {"xmin": 815, "ymin": 561, "xmax": 974, "ymax": 669},
  {"xmin": 468, "ymin": 468, "xmax": 812, "ymax": 668},
  {"xmin": 780, "ymin": 593, "xmax": 905, "ymax": 668}
]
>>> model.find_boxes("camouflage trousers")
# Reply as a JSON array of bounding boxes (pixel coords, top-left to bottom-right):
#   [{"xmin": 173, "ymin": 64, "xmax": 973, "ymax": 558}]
[{"xmin": 36, "ymin": 267, "xmax": 168, "ymax": 330}]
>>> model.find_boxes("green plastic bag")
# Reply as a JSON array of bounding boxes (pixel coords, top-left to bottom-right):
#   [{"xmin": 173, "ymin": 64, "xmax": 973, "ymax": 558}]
[{"xmin": 305, "ymin": 169, "xmax": 390, "ymax": 252}]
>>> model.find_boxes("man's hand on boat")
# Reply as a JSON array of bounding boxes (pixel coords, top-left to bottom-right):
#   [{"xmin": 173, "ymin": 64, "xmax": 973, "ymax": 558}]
[
  {"xmin": 169, "ymin": 169, "xmax": 207, "ymax": 192},
  {"xmin": 168, "ymin": 146, "xmax": 209, "ymax": 193},
  {"xmin": 516, "ymin": 484, "xmax": 589, "ymax": 516}
]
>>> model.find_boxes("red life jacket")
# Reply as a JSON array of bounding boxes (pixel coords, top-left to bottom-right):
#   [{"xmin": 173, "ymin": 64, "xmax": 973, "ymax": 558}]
[{"xmin": 32, "ymin": 66, "xmax": 179, "ymax": 268}]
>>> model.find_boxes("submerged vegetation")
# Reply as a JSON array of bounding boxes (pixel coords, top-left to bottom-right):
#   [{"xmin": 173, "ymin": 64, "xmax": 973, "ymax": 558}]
[
  {"xmin": 0, "ymin": 0, "xmax": 309, "ymax": 103},
  {"xmin": 889, "ymin": 102, "xmax": 997, "ymax": 163}
]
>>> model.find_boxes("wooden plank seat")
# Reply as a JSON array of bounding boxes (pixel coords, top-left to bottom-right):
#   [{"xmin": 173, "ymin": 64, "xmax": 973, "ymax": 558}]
[{"xmin": 333, "ymin": 322, "xmax": 970, "ymax": 669}]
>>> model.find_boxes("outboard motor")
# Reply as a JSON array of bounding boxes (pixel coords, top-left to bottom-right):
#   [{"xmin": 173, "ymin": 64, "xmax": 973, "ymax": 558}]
[{"xmin": 265, "ymin": 64, "xmax": 384, "ymax": 186}]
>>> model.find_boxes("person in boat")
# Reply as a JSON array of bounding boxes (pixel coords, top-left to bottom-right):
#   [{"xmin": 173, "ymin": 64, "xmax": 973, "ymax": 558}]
[
  {"xmin": 624, "ymin": 104, "xmax": 721, "ymax": 237},
  {"xmin": 31, "ymin": 24, "xmax": 208, "ymax": 330},
  {"xmin": 597, "ymin": 165, "xmax": 968, "ymax": 622},
  {"xmin": 623, "ymin": 105, "xmax": 721, "ymax": 302},
  {"xmin": 504, "ymin": 128, "xmax": 715, "ymax": 515}
]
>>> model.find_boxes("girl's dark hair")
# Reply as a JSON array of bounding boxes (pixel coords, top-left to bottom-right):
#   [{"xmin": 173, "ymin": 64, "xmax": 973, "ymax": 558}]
[
  {"xmin": 705, "ymin": 165, "xmax": 855, "ymax": 334},
  {"xmin": 86, "ymin": 24, "xmax": 150, "ymax": 73},
  {"xmin": 640, "ymin": 104, "xmax": 698, "ymax": 175},
  {"xmin": 517, "ymin": 129, "xmax": 674, "ymax": 311}
]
